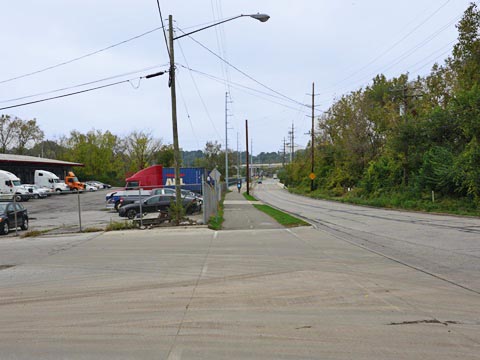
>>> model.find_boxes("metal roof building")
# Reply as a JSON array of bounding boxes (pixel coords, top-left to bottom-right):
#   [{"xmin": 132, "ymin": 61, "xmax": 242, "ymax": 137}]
[{"xmin": 0, "ymin": 154, "xmax": 84, "ymax": 184}]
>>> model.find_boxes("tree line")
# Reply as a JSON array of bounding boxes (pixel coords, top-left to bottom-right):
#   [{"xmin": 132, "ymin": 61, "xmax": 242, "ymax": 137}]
[
  {"xmin": 281, "ymin": 3, "xmax": 480, "ymax": 209},
  {"xmin": 0, "ymin": 114, "xmax": 284, "ymax": 185}
]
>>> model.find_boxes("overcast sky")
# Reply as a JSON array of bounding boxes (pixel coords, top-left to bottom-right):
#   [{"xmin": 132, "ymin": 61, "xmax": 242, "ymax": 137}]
[{"xmin": 0, "ymin": 0, "xmax": 475, "ymax": 155}]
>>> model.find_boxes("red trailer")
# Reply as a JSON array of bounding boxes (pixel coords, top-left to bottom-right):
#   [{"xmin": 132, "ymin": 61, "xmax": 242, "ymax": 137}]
[{"xmin": 125, "ymin": 165, "xmax": 163, "ymax": 190}]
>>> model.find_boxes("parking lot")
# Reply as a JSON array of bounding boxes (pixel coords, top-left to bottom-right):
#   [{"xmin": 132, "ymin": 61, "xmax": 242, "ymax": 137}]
[{"xmin": 8, "ymin": 188, "xmax": 123, "ymax": 236}]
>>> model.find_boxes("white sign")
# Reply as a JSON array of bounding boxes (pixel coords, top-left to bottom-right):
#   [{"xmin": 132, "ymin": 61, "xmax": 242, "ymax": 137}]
[{"xmin": 209, "ymin": 168, "xmax": 221, "ymax": 182}]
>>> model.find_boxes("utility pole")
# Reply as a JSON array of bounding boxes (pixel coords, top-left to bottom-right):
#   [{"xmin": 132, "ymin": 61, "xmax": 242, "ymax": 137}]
[
  {"xmin": 224, "ymin": 92, "xmax": 232, "ymax": 189},
  {"xmin": 236, "ymin": 132, "xmax": 240, "ymax": 179},
  {"xmin": 308, "ymin": 82, "xmax": 320, "ymax": 192},
  {"xmin": 168, "ymin": 15, "xmax": 182, "ymax": 224},
  {"xmin": 245, "ymin": 120, "xmax": 250, "ymax": 195},
  {"xmin": 390, "ymin": 84, "xmax": 422, "ymax": 186},
  {"xmin": 282, "ymin": 137, "xmax": 286, "ymax": 167},
  {"xmin": 288, "ymin": 123, "xmax": 295, "ymax": 163}
]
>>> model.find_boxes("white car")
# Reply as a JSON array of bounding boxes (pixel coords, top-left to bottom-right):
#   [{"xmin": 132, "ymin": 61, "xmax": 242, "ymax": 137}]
[
  {"xmin": 22, "ymin": 184, "xmax": 49, "ymax": 199},
  {"xmin": 84, "ymin": 183, "xmax": 98, "ymax": 192}
]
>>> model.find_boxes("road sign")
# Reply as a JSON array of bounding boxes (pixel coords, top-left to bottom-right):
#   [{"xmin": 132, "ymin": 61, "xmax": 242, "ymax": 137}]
[
  {"xmin": 209, "ymin": 168, "xmax": 221, "ymax": 182},
  {"xmin": 309, "ymin": 172, "xmax": 316, "ymax": 180}
]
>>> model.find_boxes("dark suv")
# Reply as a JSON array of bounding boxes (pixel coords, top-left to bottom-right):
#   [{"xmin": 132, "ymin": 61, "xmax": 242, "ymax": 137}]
[{"xmin": 0, "ymin": 202, "xmax": 29, "ymax": 235}]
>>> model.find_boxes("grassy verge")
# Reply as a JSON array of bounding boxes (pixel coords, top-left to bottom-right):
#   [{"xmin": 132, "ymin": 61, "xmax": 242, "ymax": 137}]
[
  {"xmin": 208, "ymin": 191, "xmax": 227, "ymax": 230},
  {"xmin": 105, "ymin": 221, "xmax": 137, "ymax": 231},
  {"xmin": 253, "ymin": 204, "xmax": 309, "ymax": 227},
  {"xmin": 21, "ymin": 229, "xmax": 53, "ymax": 238},
  {"xmin": 288, "ymin": 187, "xmax": 480, "ymax": 217},
  {"xmin": 242, "ymin": 192, "xmax": 258, "ymax": 201}
]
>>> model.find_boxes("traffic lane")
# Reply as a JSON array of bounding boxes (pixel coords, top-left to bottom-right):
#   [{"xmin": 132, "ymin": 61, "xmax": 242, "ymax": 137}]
[
  {"xmin": 253, "ymin": 181, "xmax": 480, "ymax": 294},
  {"xmin": 21, "ymin": 188, "xmax": 120, "ymax": 233},
  {"xmin": 0, "ymin": 227, "xmax": 478, "ymax": 359}
]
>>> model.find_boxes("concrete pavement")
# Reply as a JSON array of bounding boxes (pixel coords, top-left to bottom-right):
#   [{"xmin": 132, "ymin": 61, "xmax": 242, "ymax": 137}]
[
  {"xmin": 1, "ymin": 227, "xmax": 479, "ymax": 359},
  {"xmin": 222, "ymin": 187, "xmax": 284, "ymax": 230},
  {"xmin": 1, "ymin": 185, "xmax": 479, "ymax": 359}
]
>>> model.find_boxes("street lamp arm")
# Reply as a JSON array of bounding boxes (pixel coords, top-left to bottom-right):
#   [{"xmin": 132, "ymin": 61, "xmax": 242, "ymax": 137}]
[{"xmin": 173, "ymin": 13, "xmax": 269, "ymax": 41}]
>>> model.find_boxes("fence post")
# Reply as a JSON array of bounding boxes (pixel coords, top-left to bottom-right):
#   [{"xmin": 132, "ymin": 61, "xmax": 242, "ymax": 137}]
[
  {"xmin": 202, "ymin": 175, "xmax": 207, "ymax": 224},
  {"xmin": 77, "ymin": 189, "xmax": 82, "ymax": 232},
  {"xmin": 139, "ymin": 187, "xmax": 143, "ymax": 228}
]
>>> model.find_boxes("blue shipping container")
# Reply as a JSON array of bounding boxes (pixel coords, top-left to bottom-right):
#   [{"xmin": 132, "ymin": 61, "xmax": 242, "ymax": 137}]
[{"xmin": 163, "ymin": 167, "xmax": 205, "ymax": 194}]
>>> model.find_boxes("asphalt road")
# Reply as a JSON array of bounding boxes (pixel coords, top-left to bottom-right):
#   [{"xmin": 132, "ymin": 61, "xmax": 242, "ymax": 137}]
[{"xmin": 252, "ymin": 180, "xmax": 480, "ymax": 295}]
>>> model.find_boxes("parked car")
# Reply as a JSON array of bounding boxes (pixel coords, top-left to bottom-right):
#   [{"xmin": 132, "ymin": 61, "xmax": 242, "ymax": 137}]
[
  {"xmin": 86, "ymin": 181, "xmax": 111, "ymax": 189},
  {"xmin": 22, "ymin": 184, "xmax": 49, "ymax": 199},
  {"xmin": 151, "ymin": 188, "xmax": 176, "ymax": 196},
  {"xmin": 84, "ymin": 183, "xmax": 98, "ymax": 192},
  {"xmin": 118, "ymin": 194, "xmax": 199, "ymax": 219},
  {"xmin": 152, "ymin": 187, "xmax": 203, "ymax": 209},
  {"xmin": 0, "ymin": 202, "xmax": 29, "ymax": 235},
  {"xmin": 105, "ymin": 189, "xmax": 152, "ymax": 211}
]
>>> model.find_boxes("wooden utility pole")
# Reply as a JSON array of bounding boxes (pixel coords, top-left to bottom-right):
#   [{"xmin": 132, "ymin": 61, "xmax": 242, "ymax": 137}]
[
  {"xmin": 168, "ymin": 15, "xmax": 182, "ymax": 224},
  {"xmin": 245, "ymin": 120, "xmax": 250, "ymax": 195}
]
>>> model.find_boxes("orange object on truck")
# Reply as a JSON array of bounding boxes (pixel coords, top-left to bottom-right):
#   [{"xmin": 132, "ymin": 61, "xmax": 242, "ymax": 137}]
[{"xmin": 65, "ymin": 171, "xmax": 85, "ymax": 191}]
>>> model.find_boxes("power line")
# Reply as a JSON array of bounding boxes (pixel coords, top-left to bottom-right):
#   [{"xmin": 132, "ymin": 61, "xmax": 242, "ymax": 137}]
[
  {"xmin": 0, "ymin": 64, "xmax": 169, "ymax": 104},
  {"xmin": 0, "ymin": 71, "xmax": 166, "ymax": 111},
  {"xmin": 176, "ymin": 78, "xmax": 201, "ymax": 149},
  {"xmin": 323, "ymin": 0, "xmax": 453, "ymax": 92},
  {"xmin": 175, "ymin": 27, "xmax": 308, "ymax": 109},
  {"xmin": 155, "ymin": 0, "xmax": 170, "ymax": 58},
  {"xmin": 0, "ymin": 27, "xmax": 165, "ymax": 86},
  {"xmin": 320, "ymin": 11, "xmax": 464, "ymax": 100},
  {"xmin": 178, "ymin": 64, "xmax": 310, "ymax": 113},
  {"xmin": 176, "ymin": 43, "xmax": 222, "ymax": 139}
]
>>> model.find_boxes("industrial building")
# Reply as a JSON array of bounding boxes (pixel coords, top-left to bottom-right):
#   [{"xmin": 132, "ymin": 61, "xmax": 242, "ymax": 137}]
[{"xmin": 0, "ymin": 154, "xmax": 83, "ymax": 184}]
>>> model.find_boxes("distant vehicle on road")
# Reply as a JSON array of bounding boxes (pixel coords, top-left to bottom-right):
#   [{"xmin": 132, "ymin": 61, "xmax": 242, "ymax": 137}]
[{"xmin": 0, "ymin": 202, "xmax": 29, "ymax": 235}]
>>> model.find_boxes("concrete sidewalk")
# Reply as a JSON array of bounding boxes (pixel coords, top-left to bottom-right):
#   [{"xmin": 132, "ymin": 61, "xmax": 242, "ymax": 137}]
[{"xmin": 222, "ymin": 187, "xmax": 283, "ymax": 230}]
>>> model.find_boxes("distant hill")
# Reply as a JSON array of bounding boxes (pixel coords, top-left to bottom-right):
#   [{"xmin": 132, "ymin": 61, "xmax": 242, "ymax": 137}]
[{"xmin": 181, "ymin": 150, "xmax": 284, "ymax": 166}]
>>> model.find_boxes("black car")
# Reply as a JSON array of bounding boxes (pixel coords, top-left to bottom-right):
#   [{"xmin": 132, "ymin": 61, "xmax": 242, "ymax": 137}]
[
  {"xmin": 0, "ymin": 202, "xmax": 29, "ymax": 235},
  {"xmin": 118, "ymin": 194, "xmax": 199, "ymax": 219}
]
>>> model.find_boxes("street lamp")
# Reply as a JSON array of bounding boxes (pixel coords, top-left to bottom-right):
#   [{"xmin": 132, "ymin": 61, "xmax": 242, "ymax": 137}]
[{"xmin": 168, "ymin": 13, "xmax": 270, "ymax": 223}]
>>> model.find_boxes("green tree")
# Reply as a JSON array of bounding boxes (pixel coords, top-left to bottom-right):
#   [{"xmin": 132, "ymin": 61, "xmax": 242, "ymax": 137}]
[
  {"xmin": 155, "ymin": 145, "xmax": 175, "ymax": 167},
  {"xmin": 126, "ymin": 130, "xmax": 162, "ymax": 172},
  {"xmin": 0, "ymin": 115, "xmax": 18, "ymax": 153},
  {"xmin": 15, "ymin": 118, "xmax": 44, "ymax": 154}
]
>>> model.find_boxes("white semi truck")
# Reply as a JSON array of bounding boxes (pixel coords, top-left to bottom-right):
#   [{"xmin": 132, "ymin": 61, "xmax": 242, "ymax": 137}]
[
  {"xmin": 34, "ymin": 170, "xmax": 70, "ymax": 192},
  {"xmin": 0, "ymin": 170, "xmax": 31, "ymax": 201}
]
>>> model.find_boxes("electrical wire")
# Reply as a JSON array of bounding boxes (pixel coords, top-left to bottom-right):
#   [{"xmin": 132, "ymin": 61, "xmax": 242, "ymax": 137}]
[
  {"xmin": 0, "ymin": 72, "xmax": 166, "ymax": 111},
  {"xmin": 0, "ymin": 27, "xmax": 165, "ymax": 86},
  {"xmin": 323, "ymin": 0, "xmax": 453, "ymax": 92},
  {"xmin": 0, "ymin": 64, "xmax": 169, "ymax": 104},
  {"xmin": 175, "ymin": 78, "xmax": 201, "ymax": 149},
  {"xmin": 320, "ymin": 11, "xmax": 464, "ymax": 100},
  {"xmin": 177, "ymin": 64, "xmax": 309, "ymax": 113},
  {"xmin": 155, "ymin": 0, "xmax": 170, "ymax": 58},
  {"xmin": 408, "ymin": 44, "xmax": 455, "ymax": 75},
  {"xmin": 0, "ymin": 14, "xmax": 243, "ymax": 87},
  {"xmin": 175, "ymin": 27, "xmax": 308, "ymax": 109},
  {"xmin": 176, "ymin": 41, "xmax": 222, "ymax": 139}
]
